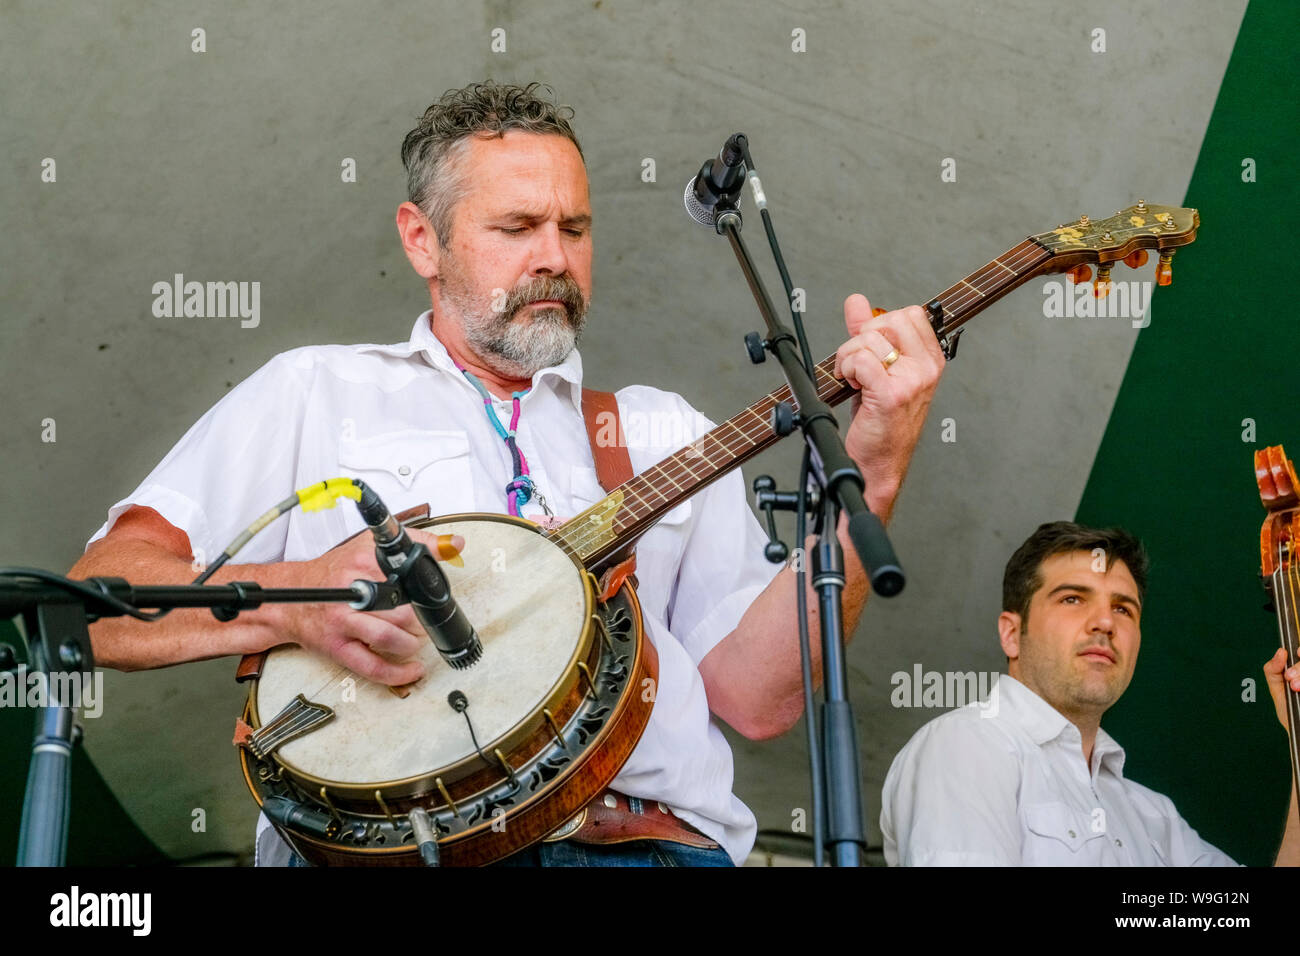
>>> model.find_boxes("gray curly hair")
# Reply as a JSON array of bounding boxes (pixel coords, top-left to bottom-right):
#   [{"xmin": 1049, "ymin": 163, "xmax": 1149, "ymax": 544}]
[{"xmin": 401, "ymin": 81, "xmax": 584, "ymax": 249}]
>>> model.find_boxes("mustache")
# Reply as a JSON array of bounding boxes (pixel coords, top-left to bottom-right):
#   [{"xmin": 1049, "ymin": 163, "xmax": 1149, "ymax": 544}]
[
  {"xmin": 501, "ymin": 276, "xmax": 586, "ymax": 320},
  {"xmin": 1075, "ymin": 640, "xmax": 1117, "ymax": 661}
]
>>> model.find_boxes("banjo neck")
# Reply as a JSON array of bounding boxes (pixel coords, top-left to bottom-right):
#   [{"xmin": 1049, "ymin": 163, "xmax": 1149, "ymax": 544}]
[
  {"xmin": 550, "ymin": 250, "xmax": 1039, "ymax": 568},
  {"xmin": 552, "ymin": 201, "xmax": 1199, "ymax": 570}
]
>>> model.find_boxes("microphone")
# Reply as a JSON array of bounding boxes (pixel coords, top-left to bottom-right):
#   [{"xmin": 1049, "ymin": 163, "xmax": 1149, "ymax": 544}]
[
  {"xmin": 683, "ymin": 132, "xmax": 747, "ymax": 227},
  {"xmin": 408, "ymin": 808, "xmax": 440, "ymax": 867},
  {"xmin": 354, "ymin": 482, "xmax": 482, "ymax": 669},
  {"xmin": 262, "ymin": 795, "xmax": 337, "ymax": 839}
]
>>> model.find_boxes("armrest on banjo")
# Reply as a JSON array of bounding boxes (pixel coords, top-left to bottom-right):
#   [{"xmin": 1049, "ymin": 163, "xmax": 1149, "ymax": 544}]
[
  {"xmin": 235, "ymin": 653, "xmax": 267, "ymax": 682},
  {"xmin": 233, "ymin": 502, "xmax": 434, "ymax": 683}
]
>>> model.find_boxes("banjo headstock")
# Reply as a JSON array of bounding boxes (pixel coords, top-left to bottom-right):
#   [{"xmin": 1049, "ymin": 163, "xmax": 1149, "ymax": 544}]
[{"xmin": 1031, "ymin": 200, "xmax": 1199, "ymax": 295}]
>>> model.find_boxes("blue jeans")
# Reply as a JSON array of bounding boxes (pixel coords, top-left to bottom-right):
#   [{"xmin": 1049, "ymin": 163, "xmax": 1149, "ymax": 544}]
[{"xmin": 288, "ymin": 840, "xmax": 734, "ymax": 867}]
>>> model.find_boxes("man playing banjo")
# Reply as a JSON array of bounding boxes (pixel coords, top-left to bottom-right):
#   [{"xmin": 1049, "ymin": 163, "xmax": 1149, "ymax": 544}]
[{"xmin": 71, "ymin": 81, "xmax": 946, "ymax": 866}]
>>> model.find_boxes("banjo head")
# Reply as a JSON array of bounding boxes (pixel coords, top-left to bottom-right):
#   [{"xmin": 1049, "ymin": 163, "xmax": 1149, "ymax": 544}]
[{"xmin": 252, "ymin": 514, "xmax": 595, "ymax": 801}]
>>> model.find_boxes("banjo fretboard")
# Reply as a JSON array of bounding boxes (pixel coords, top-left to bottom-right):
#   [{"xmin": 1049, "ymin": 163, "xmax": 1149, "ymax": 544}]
[{"xmin": 550, "ymin": 237, "xmax": 1051, "ymax": 569}]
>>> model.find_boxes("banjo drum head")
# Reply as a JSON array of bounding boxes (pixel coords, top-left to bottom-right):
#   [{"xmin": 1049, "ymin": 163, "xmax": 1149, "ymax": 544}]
[{"xmin": 253, "ymin": 515, "xmax": 593, "ymax": 795}]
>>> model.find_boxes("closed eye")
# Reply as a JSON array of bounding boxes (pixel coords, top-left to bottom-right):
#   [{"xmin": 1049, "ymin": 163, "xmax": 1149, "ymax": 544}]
[{"xmin": 499, "ymin": 226, "xmax": 586, "ymax": 237}]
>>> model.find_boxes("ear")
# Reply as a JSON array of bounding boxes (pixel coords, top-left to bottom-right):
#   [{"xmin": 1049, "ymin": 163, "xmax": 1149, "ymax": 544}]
[
  {"xmin": 998, "ymin": 611, "xmax": 1023, "ymax": 660},
  {"xmin": 396, "ymin": 201, "xmax": 441, "ymax": 280}
]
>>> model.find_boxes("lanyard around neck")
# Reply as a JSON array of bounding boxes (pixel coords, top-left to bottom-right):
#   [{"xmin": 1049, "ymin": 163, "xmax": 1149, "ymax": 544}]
[{"xmin": 454, "ymin": 363, "xmax": 551, "ymax": 518}]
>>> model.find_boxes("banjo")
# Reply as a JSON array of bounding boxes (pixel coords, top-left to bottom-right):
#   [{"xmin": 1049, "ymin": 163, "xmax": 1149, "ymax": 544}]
[{"xmin": 236, "ymin": 202, "xmax": 1199, "ymax": 865}]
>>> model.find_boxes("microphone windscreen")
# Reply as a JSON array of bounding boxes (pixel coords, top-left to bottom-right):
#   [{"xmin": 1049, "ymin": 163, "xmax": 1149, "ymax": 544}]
[{"xmin": 683, "ymin": 178, "xmax": 716, "ymax": 226}]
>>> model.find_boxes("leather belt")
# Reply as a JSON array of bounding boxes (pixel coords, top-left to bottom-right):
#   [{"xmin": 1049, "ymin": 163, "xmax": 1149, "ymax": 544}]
[{"xmin": 545, "ymin": 789, "xmax": 720, "ymax": 849}]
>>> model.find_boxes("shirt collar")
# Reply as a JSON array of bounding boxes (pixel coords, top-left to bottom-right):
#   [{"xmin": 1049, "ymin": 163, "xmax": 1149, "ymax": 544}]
[
  {"xmin": 995, "ymin": 674, "xmax": 1128, "ymax": 775},
  {"xmin": 994, "ymin": 674, "xmax": 1075, "ymax": 745},
  {"xmin": 373, "ymin": 311, "xmax": 585, "ymax": 414},
  {"xmin": 1092, "ymin": 725, "xmax": 1127, "ymax": 776}
]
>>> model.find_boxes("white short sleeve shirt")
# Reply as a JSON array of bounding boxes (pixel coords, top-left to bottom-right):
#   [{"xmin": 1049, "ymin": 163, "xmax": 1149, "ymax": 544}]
[
  {"xmin": 880, "ymin": 674, "xmax": 1238, "ymax": 866},
  {"xmin": 88, "ymin": 312, "xmax": 783, "ymax": 864}
]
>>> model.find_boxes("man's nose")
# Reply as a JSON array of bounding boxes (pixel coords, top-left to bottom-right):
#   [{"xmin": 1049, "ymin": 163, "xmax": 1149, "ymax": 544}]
[
  {"xmin": 1088, "ymin": 601, "xmax": 1116, "ymax": 636},
  {"xmin": 526, "ymin": 222, "xmax": 568, "ymax": 276}
]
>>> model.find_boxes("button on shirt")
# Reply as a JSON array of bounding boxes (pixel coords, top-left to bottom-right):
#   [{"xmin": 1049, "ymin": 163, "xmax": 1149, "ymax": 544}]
[
  {"xmin": 87, "ymin": 312, "xmax": 783, "ymax": 865},
  {"xmin": 880, "ymin": 674, "xmax": 1237, "ymax": 866}
]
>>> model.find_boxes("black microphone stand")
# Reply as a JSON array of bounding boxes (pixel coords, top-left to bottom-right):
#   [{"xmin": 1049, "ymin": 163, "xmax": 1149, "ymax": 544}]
[
  {"xmin": 694, "ymin": 136, "xmax": 904, "ymax": 866},
  {"xmin": 0, "ymin": 572, "xmax": 404, "ymax": 866}
]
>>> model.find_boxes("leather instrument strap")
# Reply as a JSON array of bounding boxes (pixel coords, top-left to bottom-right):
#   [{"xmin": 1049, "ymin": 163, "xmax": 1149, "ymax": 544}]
[
  {"xmin": 567, "ymin": 392, "xmax": 721, "ymax": 852},
  {"xmin": 580, "ymin": 387, "xmax": 633, "ymax": 493},
  {"xmin": 580, "ymin": 388, "xmax": 638, "ymax": 600}
]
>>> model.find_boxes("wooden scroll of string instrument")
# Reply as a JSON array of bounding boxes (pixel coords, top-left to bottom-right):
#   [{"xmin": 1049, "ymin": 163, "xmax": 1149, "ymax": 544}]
[
  {"xmin": 237, "ymin": 201, "xmax": 1200, "ymax": 865},
  {"xmin": 1256, "ymin": 444, "xmax": 1300, "ymax": 826}
]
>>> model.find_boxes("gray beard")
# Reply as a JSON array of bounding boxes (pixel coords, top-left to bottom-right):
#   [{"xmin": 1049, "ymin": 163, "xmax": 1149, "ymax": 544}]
[
  {"xmin": 464, "ymin": 304, "xmax": 583, "ymax": 379},
  {"xmin": 439, "ymin": 266, "xmax": 589, "ymax": 379}
]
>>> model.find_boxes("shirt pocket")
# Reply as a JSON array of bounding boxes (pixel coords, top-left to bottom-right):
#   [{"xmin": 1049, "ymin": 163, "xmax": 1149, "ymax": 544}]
[
  {"xmin": 338, "ymin": 429, "xmax": 475, "ymax": 516},
  {"xmin": 1133, "ymin": 806, "xmax": 1177, "ymax": 865},
  {"xmin": 1023, "ymin": 802, "xmax": 1105, "ymax": 861}
]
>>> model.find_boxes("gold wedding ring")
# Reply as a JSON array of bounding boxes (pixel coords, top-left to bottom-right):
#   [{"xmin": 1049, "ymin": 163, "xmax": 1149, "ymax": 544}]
[{"xmin": 881, "ymin": 348, "xmax": 900, "ymax": 369}]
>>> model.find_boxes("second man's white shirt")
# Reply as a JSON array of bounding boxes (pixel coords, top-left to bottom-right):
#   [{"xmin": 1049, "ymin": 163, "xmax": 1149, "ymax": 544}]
[{"xmin": 880, "ymin": 674, "xmax": 1237, "ymax": 866}]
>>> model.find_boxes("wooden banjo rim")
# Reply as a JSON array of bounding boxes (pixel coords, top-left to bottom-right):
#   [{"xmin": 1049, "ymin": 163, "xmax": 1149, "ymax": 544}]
[{"xmin": 240, "ymin": 582, "xmax": 658, "ymax": 865}]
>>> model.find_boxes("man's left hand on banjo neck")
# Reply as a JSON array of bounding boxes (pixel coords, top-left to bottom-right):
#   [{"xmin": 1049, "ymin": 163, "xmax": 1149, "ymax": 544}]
[{"xmin": 697, "ymin": 294, "xmax": 946, "ymax": 741}]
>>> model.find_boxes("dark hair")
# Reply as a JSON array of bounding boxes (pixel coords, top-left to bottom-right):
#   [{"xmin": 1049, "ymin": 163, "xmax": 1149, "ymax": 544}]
[
  {"xmin": 1002, "ymin": 521, "xmax": 1149, "ymax": 622},
  {"xmin": 400, "ymin": 81, "xmax": 584, "ymax": 248}
]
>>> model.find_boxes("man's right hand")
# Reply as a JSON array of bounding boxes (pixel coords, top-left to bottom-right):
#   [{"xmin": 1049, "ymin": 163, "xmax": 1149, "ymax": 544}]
[
  {"xmin": 275, "ymin": 530, "xmax": 427, "ymax": 686},
  {"xmin": 72, "ymin": 505, "xmax": 427, "ymax": 686}
]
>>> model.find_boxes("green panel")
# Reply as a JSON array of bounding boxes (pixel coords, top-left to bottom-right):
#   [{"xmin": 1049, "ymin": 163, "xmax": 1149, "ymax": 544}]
[
  {"xmin": 0, "ymin": 617, "xmax": 167, "ymax": 866},
  {"xmin": 1075, "ymin": 0, "xmax": 1299, "ymax": 865}
]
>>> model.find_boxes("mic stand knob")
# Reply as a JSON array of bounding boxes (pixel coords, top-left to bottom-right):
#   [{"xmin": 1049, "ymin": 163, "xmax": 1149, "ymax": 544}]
[
  {"xmin": 754, "ymin": 475, "xmax": 825, "ymax": 564},
  {"xmin": 348, "ymin": 578, "xmax": 405, "ymax": 611},
  {"xmin": 753, "ymin": 475, "xmax": 788, "ymax": 564},
  {"xmin": 770, "ymin": 400, "xmax": 798, "ymax": 437}
]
